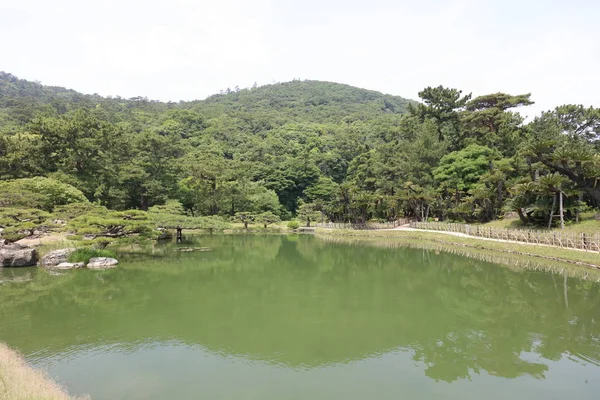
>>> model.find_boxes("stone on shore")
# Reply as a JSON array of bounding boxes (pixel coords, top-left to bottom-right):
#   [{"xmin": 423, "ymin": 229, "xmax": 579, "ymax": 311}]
[
  {"xmin": 40, "ymin": 248, "xmax": 75, "ymax": 267},
  {"xmin": 53, "ymin": 262, "xmax": 85, "ymax": 270},
  {"xmin": 0, "ymin": 241, "xmax": 38, "ymax": 267},
  {"xmin": 87, "ymin": 257, "xmax": 119, "ymax": 270}
]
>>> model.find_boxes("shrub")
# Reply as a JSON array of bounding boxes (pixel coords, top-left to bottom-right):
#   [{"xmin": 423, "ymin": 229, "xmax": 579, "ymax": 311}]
[
  {"xmin": 76, "ymin": 227, "xmax": 103, "ymax": 235},
  {"xmin": 0, "ymin": 208, "xmax": 52, "ymax": 242},
  {"xmin": 66, "ymin": 234, "xmax": 83, "ymax": 241},
  {"xmin": 68, "ymin": 248, "xmax": 117, "ymax": 264},
  {"xmin": 287, "ymin": 220, "xmax": 300, "ymax": 229},
  {"xmin": 0, "ymin": 177, "xmax": 88, "ymax": 211}
]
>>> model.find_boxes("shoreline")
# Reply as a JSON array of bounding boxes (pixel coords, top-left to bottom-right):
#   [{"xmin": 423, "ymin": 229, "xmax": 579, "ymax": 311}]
[
  {"xmin": 13, "ymin": 227, "xmax": 600, "ymax": 277},
  {"xmin": 0, "ymin": 342, "xmax": 87, "ymax": 400},
  {"xmin": 315, "ymin": 228, "xmax": 600, "ymax": 279}
]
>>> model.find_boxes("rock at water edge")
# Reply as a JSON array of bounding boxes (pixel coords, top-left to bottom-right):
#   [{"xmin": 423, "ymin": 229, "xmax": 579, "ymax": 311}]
[
  {"xmin": 41, "ymin": 248, "xmax": 75, "ymax": 267},
  {"xmin": 0, "ymin": 242, "xmax": 38, "ymax": 267},
  {"xmin": 87, "ymin": 257, "xmax": 118, "ymax": 270},
  {"xmin": 53, "ymin": 262, "xmax": 85, "ymax": 270}
]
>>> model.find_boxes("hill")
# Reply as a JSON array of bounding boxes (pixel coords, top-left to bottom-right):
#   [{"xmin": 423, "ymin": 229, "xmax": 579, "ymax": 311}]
[
  {"xmin": 0, "ymin": 72, "xmax": 414, "ymax": 129},
  {"xmin": 196, "ymin": 80, "xmax": 413, "ymax": 122},
  {"xmin": 1, "ymin": 71, "xmax": 599, "ymax": 232}
]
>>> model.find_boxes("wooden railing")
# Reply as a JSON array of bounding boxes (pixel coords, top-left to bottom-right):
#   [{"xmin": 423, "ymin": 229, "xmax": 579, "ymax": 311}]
[{"xmin": 410, "ymin": 222, "xmax": 600, "ymax": 252}]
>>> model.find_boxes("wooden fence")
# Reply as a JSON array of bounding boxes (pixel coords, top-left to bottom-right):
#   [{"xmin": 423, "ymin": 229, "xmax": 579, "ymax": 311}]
[
  {"xmin": 410, "ymin": 222, "xmax": 600, "ymax": 252},
  {"xmin": 316, "ymin": 218, "xmax": 412, "ymax": 230}
]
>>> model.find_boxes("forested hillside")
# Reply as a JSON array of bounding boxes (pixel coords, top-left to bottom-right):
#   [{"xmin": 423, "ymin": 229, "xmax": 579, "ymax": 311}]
[{"xmin": 1, "ymin": 71, "xmax": 599, "ymax": 230}]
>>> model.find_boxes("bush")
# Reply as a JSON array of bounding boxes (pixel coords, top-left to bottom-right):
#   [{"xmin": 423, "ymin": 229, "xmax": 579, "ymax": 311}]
[
  {"xmin": 76, "ymin": 227, "xmax": 103, "ymax": 235},
  {"xmin": 287, "ymin": 220, "xmax": 300, "ymax": 229},
  {"xmin": 0, "ymin": 208, "xmax": 52, "ymax": 242},
  {"xmin": 0, "ymin": 177, "xmax": 88, "ymax": 211},
  {"xmin": 68, "ymin": 248, "xmax": 117, "ymax": 264}
]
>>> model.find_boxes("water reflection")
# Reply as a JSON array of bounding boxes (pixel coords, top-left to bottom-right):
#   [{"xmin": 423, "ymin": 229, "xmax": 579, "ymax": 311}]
[{"xmin": 0, "ymin": 235, "xmax": 599, "ymax": 398}]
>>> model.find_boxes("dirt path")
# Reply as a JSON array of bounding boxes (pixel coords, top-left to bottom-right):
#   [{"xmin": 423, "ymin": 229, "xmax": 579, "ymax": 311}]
[{"xmin": 16, "ymin": 233, "xmax": 69, "ymax": 247}]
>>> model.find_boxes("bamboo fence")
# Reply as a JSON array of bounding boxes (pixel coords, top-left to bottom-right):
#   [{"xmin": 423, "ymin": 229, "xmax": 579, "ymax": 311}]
[{"xmin": 410, "ymin": 222, "xmax": 600, "ymax": 252}]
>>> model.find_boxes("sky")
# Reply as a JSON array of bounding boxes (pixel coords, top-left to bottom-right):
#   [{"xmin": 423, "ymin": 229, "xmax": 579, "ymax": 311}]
[{"xmin": 1, "ymin": 0, "xmax": 598, "ymax": 118}]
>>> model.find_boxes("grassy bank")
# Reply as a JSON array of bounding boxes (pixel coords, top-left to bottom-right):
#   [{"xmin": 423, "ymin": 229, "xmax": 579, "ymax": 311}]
[
  {"xmin": 316, "ymin": 228, "xmax": 600, "ymax": 277},
  {"xmin": 0, "ymin": 343, "xmax": 87, "ymax": 400}
]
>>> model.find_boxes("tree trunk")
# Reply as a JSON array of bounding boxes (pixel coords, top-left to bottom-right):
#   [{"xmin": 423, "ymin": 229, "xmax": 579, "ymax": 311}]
[
  {"xmin": 548, "ymin": 193, "xmax": 556, "ymax": 229},
  {"xmin": 497, "ymin": 180, "xmax": 504, "ymax": 216},
  {"xmin": 425, "ymin": 204, "xmax": 430, "ymax": 221},
  {"xmin": 517, "ymin": 208, "xmax": 528, "ymax": 224},
  {"xmin": 243, "ymin": 221, "xmax": 248, "ymax": 229},
  {"xmin": 559, "ymin": 191, "xmax": 564, "ymax": 230},
  {"xmin": 140, "ymin": 193, "xmax": 148, "ymax": 211},
  {"xmin": 576, "ymin": 192, "xmax": 583, "ymax": 223}
]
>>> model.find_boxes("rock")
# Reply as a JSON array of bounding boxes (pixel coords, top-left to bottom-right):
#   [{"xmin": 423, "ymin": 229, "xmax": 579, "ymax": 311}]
[
  {"xmin": 53, "ymin": 262, "xmax": 85, "ymax": 270},
  {"xmin": 87, "ymin": 257, "xmax": 118, "ymax": 270},
  {"xmin": 0, "ymin": 241, "xmax": 38, "ymax": 267},
  {"xmin": 40, "ymin": 248, "xmax": 75, "ymax": 267}
]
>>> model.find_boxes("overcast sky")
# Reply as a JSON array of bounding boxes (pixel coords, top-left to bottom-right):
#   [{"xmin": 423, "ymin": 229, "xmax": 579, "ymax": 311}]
[{"xmin": 1, "ymin": 0, "xmax": 598, "ymax": 118}]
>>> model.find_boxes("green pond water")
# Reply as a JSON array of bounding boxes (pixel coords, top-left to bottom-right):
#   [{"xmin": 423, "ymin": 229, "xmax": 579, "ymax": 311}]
[{"xmin": 0, "ymin": 234, "xmax": 599, "ymax": 399}]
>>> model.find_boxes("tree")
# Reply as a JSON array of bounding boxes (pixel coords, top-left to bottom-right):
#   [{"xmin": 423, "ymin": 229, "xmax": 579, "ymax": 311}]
[
  {"xmin": 0, "ymin": 208, "xmax": 52, "ymax": 242},
  {"xmin": 0, "ymin": 177, "xmax": 88, "ymax": 211},
  {"xmin": 462, "ymin": 93, "xmax": 533, "ymax": 155},
  {"xmin": 526, "ymin": 106, "xmax": 600, "ymax": 207},
  {"xmin": 297, "ymin": 202, "xmax": 322, "ymax": 227},
  {"xmin": 537, "ymin": 173, "xmax": 570, "ymax": 229},
  {"xmin": 234, "ymin": 212, "xmax": 255, "ymax": 229},
  {"xmin": 256, "ymin": 212, "xmax": 281, "ymax": 228},
  {"xmin": 433, "ymin": 145, "xmax": 496, "ymax": 205},
  {"xmin": 409, "ymin": 85, "xmax": 471, "ymax": 145}
]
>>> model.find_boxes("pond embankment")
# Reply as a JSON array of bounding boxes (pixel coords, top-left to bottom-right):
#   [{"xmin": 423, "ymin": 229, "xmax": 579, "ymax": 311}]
[
  {"xmin": 316, "ymin": 227, "xmax": 600, "ymax": 275},
  {"xmin": 0, "ymin": 342, "xmax": 88, "ymax": 400}
]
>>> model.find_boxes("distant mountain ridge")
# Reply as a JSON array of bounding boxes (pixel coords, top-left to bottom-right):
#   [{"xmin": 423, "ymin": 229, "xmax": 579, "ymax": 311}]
[{"xmin": 0, "ymin": 72, "xmax": 415, "ymax": 125}]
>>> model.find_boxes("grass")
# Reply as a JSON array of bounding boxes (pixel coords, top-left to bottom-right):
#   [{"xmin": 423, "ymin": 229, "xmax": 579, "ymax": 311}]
[
  {"xmin": 480, "ymin": 211, "xmax": 600, "ymax": 235},
  {"xmin": 316, "ymin": 228, "xmax": 600, "ymax": 271},
  {"xmin": 68, "ymin": 248, "xmax": 117, "ymax": 263},
  {"xmin": 0, "ymin": 342, "xmax": 88, "ymax": 400},
  {"xmin": 36, "ymin": 239, "xmax": 81, "ymax": 258}
]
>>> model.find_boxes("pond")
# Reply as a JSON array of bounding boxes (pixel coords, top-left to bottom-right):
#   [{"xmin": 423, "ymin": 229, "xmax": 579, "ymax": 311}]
[{"xmin": 0, "ymin": 235, "xmax": 599, "ymax": 399}]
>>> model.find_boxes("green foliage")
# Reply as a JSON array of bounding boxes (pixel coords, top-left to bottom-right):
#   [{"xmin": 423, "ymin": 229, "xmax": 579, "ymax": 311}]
[
  {"xmin": 234, "ymin": 212, "xmax": 255, "ymax": 229},
  {"xmin": 287, "ymin": 220, "xmax": 300, "ymax": 229},
  {"xmin": 0, "ymin": 207, "xmax": 52, "ymax": 242},
  {"xmin": 434, "ymin": 145, "xmax": 496, "ymax": 192},
  {"xmin": 68, "ymin": 247, "xmax": 117, "ymax": 263},
  {"xmin": 0, "ymin": 177, "xmax": 88, "ymax": 211},
  {"xmin": 256, "ymin": 211, "xmax": 281, "ymax": 228},
  {"xmin": 297, "ymin": 202, "xmax": 323, "ymax": 227},
  {"xmin": 150, "ymin": 212, "xmax": 230, "ymax": 231},
  {"xmin": 148, "ymin": 200, "xmax": 187, "ymax": 216},
  {"xmin": 1, "ymin": 72, "xmax": 600, "ymax": 229}
]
